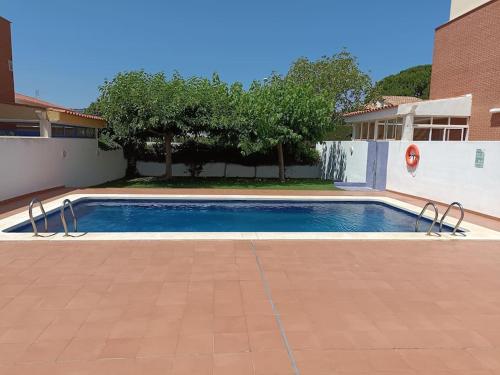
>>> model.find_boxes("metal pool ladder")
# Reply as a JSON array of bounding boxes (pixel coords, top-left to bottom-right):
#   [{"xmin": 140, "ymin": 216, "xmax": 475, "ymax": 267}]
[
  {"xmin": 439, "ymin": 202, "xmax": 464, "ymax": 235},
  {"xmin": 29, "ymin": 198, "xmax": 48, "ymax": 236},
  {"xmin": 415, "ymin": 201, "xmax": 439, "ymax": 235},
  {"xmin": 60, "ymin": 199, "xmax": 78, "ymax": 236}
]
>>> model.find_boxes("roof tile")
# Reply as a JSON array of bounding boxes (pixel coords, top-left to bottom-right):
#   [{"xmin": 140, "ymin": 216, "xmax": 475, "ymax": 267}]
[
  {"xmin": 15, "ymin": 93, "xmax": 103, "ymax": 121},
  {"xmin": 344, "ymin": 96, "xmax": 422, "ymax": 117}
]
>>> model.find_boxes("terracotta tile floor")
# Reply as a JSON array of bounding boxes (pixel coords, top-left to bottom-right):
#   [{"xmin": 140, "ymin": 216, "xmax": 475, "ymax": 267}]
[{"xmin": 0, "ymin": 239, "xmax": 499, "ymax": 374}]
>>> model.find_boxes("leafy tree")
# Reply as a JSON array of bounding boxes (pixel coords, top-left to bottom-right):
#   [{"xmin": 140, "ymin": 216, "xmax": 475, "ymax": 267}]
[
  {"xmin": 83, "ymin": 100, "xmax": 102, "ymax": 117},
  {"xmin": 374, "ymin": 64, "xmax": 432, "ymax": 99},
  {"xmin": 208, "ymin": 80, "xmax": 244, "ymax": 148},
  {"xmin": 97, "ymin": 71, "xmax": 231, "ymax": 179},
  {"xmin": 238, "ymin": 75, "xmax": 331, "ymax": 182},
  {"xmin": 97, "ymin": 71, "xmax": 152, "ymax": 176},
  {"xmin": 287, "ymin": 51, "xmax": 374, "ymax": 122},
  {"xmin": 92, "ymin": 50, "xmax": 373, "ymax": 179},
  {"xmin": 147, "ymin": 73, "xmax": 233, "ymax": 179},
  {"xmin": 145, "ymin": 72, "xmax": 189, "ymax": 179},
  {"xmin": 184, "ymin": 74, "xmax": 234, "ymax": 143}
]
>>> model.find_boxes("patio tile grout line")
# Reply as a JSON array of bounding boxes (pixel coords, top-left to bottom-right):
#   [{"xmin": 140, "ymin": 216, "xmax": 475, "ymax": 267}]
[{"xmin": 249, "ymin": 240, "xmax": 300, "ymax": 375}]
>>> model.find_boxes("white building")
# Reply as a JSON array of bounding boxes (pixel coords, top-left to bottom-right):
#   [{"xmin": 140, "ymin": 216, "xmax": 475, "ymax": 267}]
[{"xmin": 343, "ymin": 95, "xmax": 472, "ymax": 142}]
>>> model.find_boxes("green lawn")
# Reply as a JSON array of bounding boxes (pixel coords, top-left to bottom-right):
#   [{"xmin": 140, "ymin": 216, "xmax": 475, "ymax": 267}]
[{"xmin": 98, "ymin": 177, "xmax": 337, "ymax": 190}]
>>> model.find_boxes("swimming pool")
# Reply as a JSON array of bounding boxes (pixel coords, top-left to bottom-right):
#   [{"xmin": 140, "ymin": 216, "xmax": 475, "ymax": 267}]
[{"xmin": 6, "ymin": 198, "xmax": 457, "ymax": 233}]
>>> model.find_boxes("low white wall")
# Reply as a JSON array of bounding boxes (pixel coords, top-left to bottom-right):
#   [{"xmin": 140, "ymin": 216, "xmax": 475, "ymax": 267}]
[
  {"xmin": 199, "ymin": 163, "xmax": 226, "ymax": 178},
  {"xmin": 317, "ymin": 141, "xmax": 368, "ymax": 182},
  {"xmin": 386, "ymin": 141, "xmax": 500, "ymax": 218},
  {"xmin": 286, "ymin": 165, "xmax": 321, "ymax": 179},
  {"xmin": 0, "ymin": 138, "xmax": 126, "ymax": 202},
  {"xmin": 226, "ymin": 164, "xmax": 255, "ymax": 178},
  {"xmin": 256, "ymin": 166, "xmax": 279, "ymax": 178},
  {"xmin": 136, "ymin": 161, "xmax": 319, "ymax": 179}
]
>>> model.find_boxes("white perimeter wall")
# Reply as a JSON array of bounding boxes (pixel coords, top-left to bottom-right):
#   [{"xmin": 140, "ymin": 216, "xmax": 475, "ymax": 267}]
[
  {"xmin": 317, "ymin": 141, "xmax": 368, "ymax": 182},
  {"xmin": 317, "ymin": 140, "xmax": 500, "ymax": 217},
  {"xmin": 0, "ymin": 138, "xmax": 126, "ymax": 202},
  {"xmin": 137, "ymin": 162, "xmax": 320, "ymax": 179},
  {"xmin": 386, "ymin": 141, "xmax": 500, "ymax": 218}
]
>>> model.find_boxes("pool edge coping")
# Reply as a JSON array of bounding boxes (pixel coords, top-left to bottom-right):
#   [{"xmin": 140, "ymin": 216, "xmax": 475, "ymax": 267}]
[{"xmin": 0, "ymin": 193, "xmax": 498, "ymax": 241}]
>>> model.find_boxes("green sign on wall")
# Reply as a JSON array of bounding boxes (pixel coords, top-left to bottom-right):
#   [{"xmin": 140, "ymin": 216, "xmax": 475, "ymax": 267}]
[{"xmin": 475, "ymin": 149, "xmax": 485, "ymax": 168}]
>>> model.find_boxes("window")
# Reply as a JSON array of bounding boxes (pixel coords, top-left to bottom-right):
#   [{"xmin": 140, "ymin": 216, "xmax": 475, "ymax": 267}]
[
  {"xmin": 375, "ymin": 118, "xmax": 403, "ymax": 140},
  {"xmin": 447, "ymin": 129, "xmax": 463, "ymax": 141},
  {"xmin": 386, "ymin": 124, "xmax": 395, "ymax": 139},
  {"xmin": 395, "ymin": 125, "xmax": 402, "ymax": 140},
  {"xmin": 65, "ymin": 127, "xmax": 76, "ymax": 137},
  {"xmin": 354, "ymin": 123, "xmax": 362, "ymax": 139},
  {"xmin": 430, "ymin": 128, "xmax": 444, "ymax": 141},
  {"xmin": 0, "ymin": 122, "xmax": 40, "ymax": 137},
  {"xmin": 414, "ymin": 117, "xmax": 432, "ymax": 125},
  {"xmin": 376, "ymin": 123, "xmax": 385, "ymax": 140},
  {"xmin": 352, "ymin": 118, "xmax": 404, "ymax": 141},
  {"xmin": 361, "ymin": 123, "xmax": 368, "ymax": 139},
  {"xmin": 51, "ymin": 125, "xmax": 96, "ymax": 138},
  {"xmin": 367, "ymin": 122, "xmax": 375, "ymax": 139},
  {"xmin": 432, "ymin": 117, "xmax": 449, "ymax": 125},
  {"xmin": 412, "ymin": 116, "xmax": 469, "ymax": 142},
  {"xmin": 413, "ymin": 128, "xmax": 430, "ymax": 141},
  {"xmin": 51, "ymin": 125, "xmax": 65, "ymax": 137},
  {"xmin": 450, "ymin": 117, "xmax": 468, "ymax": 126}
]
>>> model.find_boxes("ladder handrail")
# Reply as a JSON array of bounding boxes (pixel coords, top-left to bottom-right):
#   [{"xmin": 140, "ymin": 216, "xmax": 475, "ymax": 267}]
[
  {"xmin": 415, "ymin": 201, "xmax": 439, "ymax": 235},
  {"xmin": 439, "ymin": 202, "xmax": 464, "ymax": 235},
  {"xmin": 29, "ymin": 198, "xmax": 48, "ymax": 236},
  {"xmin": 60, "ymin": 199, "xmax": 77, "ymax": 236}
]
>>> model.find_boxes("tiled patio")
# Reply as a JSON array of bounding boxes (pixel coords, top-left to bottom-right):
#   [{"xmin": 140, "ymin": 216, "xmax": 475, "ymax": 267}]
[{"xmin": 1, "ymin": 239, "xmax": 500, "ymax": 374}]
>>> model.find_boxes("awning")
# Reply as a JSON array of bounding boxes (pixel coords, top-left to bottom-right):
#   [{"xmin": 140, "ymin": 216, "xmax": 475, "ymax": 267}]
[
  {"xmin": 46, "ymin": 108, "xmax": 106, "ymax": 128},
  {"xmin": 344, "ymin": 95, "xmax": 472, "ymax": 123},
  {"xmin": 0, "ymin": 102, "xmax": 40, "ymax": 121}
]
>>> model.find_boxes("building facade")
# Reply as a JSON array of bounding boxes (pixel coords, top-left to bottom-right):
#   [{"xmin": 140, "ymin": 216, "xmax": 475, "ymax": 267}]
[
  {"xmin": 0, "ymin": 17, "xmax": 105, "ymax": 138},
  {"xmin": 344, "ymin": 0, "xmax": 500, "ymax": 142},
  {"xmin": 0, "ymin": 17, "xmax": 14, "ymax": 105},
  {"xmin": 431, "ymin": 0, "xmax": 500, "ymax": 140}
]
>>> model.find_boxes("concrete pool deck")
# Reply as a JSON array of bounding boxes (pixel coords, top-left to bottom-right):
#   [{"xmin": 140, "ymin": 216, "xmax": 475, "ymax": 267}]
[
  {"xmin": 0, "ymin": 188, "xmax": 499, "ymax": 374},
  {"xmin": 1, "ymin": 188, "xmax": 499, "ymax": 241},
  {"xmin": 2, "ymin": 187, "xmax": 500, "ymax": 231}
]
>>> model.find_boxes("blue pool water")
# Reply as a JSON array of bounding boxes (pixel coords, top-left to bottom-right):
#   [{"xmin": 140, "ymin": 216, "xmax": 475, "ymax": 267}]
[{"xmin": 6, "ymin": 199, "xmax": 456, "ymax": 233}]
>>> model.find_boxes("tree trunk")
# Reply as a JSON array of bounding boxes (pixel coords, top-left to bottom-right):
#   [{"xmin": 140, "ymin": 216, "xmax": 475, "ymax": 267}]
[
  {"xmin": 277, "ymin": 142, "xmax": 285, "ymax": 182},
  {"xmin": 124, "ymin": 143, "xmax": 137, "ymax": 178},
  {"xmin": 125, "ymin": 155, "xmax": 137, "ymax": 178},
  {"xmin": 163, "ymin": 132, "xmax": 174, "ymax": 180}
]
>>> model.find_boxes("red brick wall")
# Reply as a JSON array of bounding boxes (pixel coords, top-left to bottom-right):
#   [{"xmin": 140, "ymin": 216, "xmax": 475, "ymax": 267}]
[
  {"xmin": 0, "ymin": 17, "xmax": 15, "ymax": 104},
  {"xmin": 430, "ymin": 0, "xmax": 500, "ymax": 140}
]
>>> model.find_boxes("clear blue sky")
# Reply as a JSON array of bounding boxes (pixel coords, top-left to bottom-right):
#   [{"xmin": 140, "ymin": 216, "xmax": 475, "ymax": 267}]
[{"xmin": 3, "ymin": 0, "xmax": 450, "ymax": 109}]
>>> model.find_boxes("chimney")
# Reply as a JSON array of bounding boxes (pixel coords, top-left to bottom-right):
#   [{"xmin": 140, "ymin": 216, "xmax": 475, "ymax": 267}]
[{"xmin": 0, "ymin": 17, "xmax": 15, "ymax": 104}]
